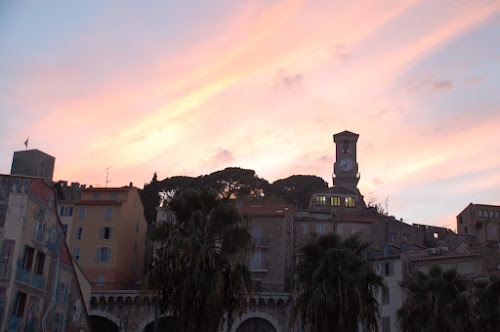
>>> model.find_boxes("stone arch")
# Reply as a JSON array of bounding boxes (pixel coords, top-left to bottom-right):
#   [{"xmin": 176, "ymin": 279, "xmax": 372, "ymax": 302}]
[
  {"xmin": 89, "ymin": 310, "xmax": 120, "ymax": 331},
  {"xmin": 136, "ymin": 311, "xmax": 175, "ymax": 332},
  {"xmin": 231, "ymin": 311, "xmax": 281, "ymax": 332}
]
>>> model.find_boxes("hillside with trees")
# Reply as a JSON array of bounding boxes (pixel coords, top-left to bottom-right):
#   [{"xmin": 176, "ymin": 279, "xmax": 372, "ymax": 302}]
[{"xmin": 140, "ymin": 167, "xmax": 328, "ymax": 226}]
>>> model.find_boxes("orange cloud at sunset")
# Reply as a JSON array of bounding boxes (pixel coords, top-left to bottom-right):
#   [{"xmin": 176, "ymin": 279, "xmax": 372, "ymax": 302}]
[{"xmin": 1, "ymin": 0, "xmax": 499, "ymax": 228}]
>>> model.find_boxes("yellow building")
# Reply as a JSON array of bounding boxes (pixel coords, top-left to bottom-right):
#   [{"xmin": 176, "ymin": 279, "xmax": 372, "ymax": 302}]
[{"xmin": 65, "ymin": 185, "xmax": 147, "ymax": 290}]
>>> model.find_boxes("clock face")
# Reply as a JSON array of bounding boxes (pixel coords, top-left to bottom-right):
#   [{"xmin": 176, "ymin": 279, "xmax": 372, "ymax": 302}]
[{"xmin": 339, "ymin": 158, "xmax": 354, "ymax": 172}]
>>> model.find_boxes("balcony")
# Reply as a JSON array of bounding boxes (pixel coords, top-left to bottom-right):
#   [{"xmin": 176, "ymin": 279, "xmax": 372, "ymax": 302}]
[{"xmin": 15, "ymin": 263, "xmax": 45, "ymax": 290}]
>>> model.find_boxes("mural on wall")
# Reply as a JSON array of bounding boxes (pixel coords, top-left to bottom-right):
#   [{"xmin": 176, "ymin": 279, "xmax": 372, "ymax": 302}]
[{"xmin": 0, "ymin": 175, "xmax": 92, "ymax": 331}]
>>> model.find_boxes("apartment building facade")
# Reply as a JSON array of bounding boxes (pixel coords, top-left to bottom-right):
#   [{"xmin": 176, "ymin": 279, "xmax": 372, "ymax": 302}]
[
  {"xmin": 64, "ymin": 185, "xmax": 148, "ymax": 290},
  {"xmin": 0, "ymin": 174, "xmax": 91, "ymax": 331}
]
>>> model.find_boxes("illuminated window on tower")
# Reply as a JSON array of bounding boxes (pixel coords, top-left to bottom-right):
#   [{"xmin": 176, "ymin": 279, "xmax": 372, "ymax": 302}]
[
  {"xmin": 345, "ymin": 197, "xmax": 355, "ymax": 208},
  {"xmin": 331, "ymin": 196, "xmax": 341, "ymax": 206},
  {"xmin": 316, "ymin": 195, "xmax": 326, "ymax": 206}
]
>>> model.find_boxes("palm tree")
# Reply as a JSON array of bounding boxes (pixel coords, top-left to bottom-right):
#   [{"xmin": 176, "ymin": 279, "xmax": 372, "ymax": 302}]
[
  {"xmin": 471, "ymin": 275, "xmax": 500, "ymax": 331},
  {"xmin": 397, "ymin": 265, "xmax": 471, "ymax": 332},
  {"xmin": 144, "ymin": 188, "xmax": 254, "ymax": 332},
  {"xmin": 290, "ymin": 232, "xmax": 385, "ymax": 331}
]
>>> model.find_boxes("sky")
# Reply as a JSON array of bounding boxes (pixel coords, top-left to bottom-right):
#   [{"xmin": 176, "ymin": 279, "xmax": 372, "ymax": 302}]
[{"xmin": 1, "ymin": 0, "xmax": 499, "ymax": 230}]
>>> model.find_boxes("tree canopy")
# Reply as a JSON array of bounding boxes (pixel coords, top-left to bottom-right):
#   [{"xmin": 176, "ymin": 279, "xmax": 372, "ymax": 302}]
[
  {"xmin": 397, "ymin": 265, "xmax": 471, "ymax": 332},
  {"xmin": 144, "ymin": 188, "xmax": 254, "ymax": 332},
  {"xmin": 140, "ymin": 168, "xmax": 329, "ymax": 226},
  {"xmin": 290, "ymin": 232, "xmax": 385, "ymax": 331}
]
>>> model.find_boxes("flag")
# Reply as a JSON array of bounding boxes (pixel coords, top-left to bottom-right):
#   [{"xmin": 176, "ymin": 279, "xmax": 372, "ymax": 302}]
[{"xmin": 24, "ymin": 137, "xmax": 29, "ymax": 149}]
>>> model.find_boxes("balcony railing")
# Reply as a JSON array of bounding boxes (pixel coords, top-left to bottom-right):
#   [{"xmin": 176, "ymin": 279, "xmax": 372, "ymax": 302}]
[{"xmin": 15, "ymin": 263, "xmax": 45, "ymax": 290}]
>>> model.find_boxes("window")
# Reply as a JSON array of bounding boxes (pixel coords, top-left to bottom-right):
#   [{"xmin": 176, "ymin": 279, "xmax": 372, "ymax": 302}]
[
  {"xmin": 381, "ymin": 316, "xmax": 390, "ymax": 332},
  {"xmin": 458, "ymin": 216, "xmax": 463, "ymax": 224},
  {"xmin": 382, "ymin": 288, "xmax": 390, "ymax": 305},
  {"xmin": 345, "ymin": 197, "xmax": 355, "ymax": 208},
  {"xmin": 59, "ymin": 206, "xmax": 73, "ymax": 217},
  {"xmin": 93, "ymin": 192, "xmax": 100, "ymax": 200},
  {"xmin": 110, "ymin": 192, "xmax": 118, "ymax": 200},
  {"xmin": 388, "ymin": 233, "xmax": 396, "ymax": 243},
  {"xmin": 342, "ymin": 139, "xmax": 350, "ymax": 154},
  {"xmin": 250, "ymin": 249, "xmax": 263, "ymax": 270},
  {"xmin": 23, "ymin": 246, "xmax": 35, "ymax": 270},
  {"xmin": 135, "ymin": 220, "xmax": 140, "ymax": 233},
  {"xmin": 104, "ymin": 207, "xmax": 113, "ymax": 220},
  {"xmin": 97, "ymin": 275, "xmax": 105, "ymax": 286},
  {"xmin": 100, "ymin": 227, "xmax": 112, "ymax": 240},
  {"xmin": 331, "ymin": 196, "xmax": 341, "ymax": 207},
  {"xmin": 96, "ymin": 247, "xmax": 111, "ymax": 262},
  {"xmin": 302, "ymin": 224, "xmax": 309, "ymax": 235},
  {"xmin": 402, "ymin": 233, "xmax": 410, "ymax": 242},
  {"xmin": 72, "ymin": 247, "xmax": 81, "ymax": 261},
  {"xmin": 489, "ymin": 211, "xmax": 494, "ymax": 218},
  {"xmin": 316, "ymin": 224, "xmax": 326, "ymax": 234},
  {"xmin": 75, "ymin": 227, "xmax": 83, "ymax": 240},
  {"xmin": 496, "ymin": 211, "xmax": 499, "ymax": 218},
  {"xmin": 252, "ymin": 226, "xmax": 263, "ymax": 245},
  {"xmin": 478, "ymin": 210, "xmax": 483, "ymax": 217},
  {"xmin": 492, "ymin": 227, "xmax": 497, "ymax": 235},
  {"xmin": 34, "ymin": 252, "xmax": 45, "ymax": 275},
  {"xmin": 316, "ymin": 195, "xmax": 326, "ymax": 206},
  {"xmin": 62, "ymin": 224, "xmax": 68, "ymax": 234},
  {"xmin": 14, "ymin": 291, "xmax": 27, "ymax": 317},
  {"xmin": 78, "ymin": 206, "xmax": 86, "ymax": 219},
  {"xmin": 384, "ymin": 262, "xmax": 394, "ymax": 276}
]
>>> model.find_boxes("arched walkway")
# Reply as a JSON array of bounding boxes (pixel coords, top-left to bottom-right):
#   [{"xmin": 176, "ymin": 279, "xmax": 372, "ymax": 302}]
[
  {"xmin": 236, "ymin": 317, "xmax": 277, "ymax": 332},
  {"xmin": 89, "ymin": 315, "xmax": 119, "ymax": 332},
  {"xmin": 142, "ymin": 316, "xmax": 181, "ymax": 332}
]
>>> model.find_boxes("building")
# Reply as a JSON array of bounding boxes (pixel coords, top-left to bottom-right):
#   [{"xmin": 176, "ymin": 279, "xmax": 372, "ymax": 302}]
[
  {"xmin": 64, "ymin": 185, "xmax": 148, "ymax": 290},
  {"xmin": 456, "ymin": 203, "xmax": 500, "ymax": 244},
  {"xmin": 10, "ymin": 149, "xmax": 55, "ymax": 184},
  {"xmin": 0, "ymin": 174, "xmax": 92, "ymax": 331}
]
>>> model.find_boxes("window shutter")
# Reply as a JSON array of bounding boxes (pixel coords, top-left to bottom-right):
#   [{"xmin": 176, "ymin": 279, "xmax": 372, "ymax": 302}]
[
  {"xmin": 100, "ymin": 227, "xmax": 104, "ymax": 239},
  {"xmin": 106, "ymin": 248, "xmax": 111, "ymax": 262},
  {"xmin": 109, "ymin": 228, "xmax": 113, "ymax": 239},
  {"xmin": 96, "ymin": 248, "xmax": 101, "ymax": 262}
]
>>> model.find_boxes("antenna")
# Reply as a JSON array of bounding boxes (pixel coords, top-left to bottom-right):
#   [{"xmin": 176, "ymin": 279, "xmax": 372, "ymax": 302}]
[
  {"xmin": 105, "ymin": 167, "xmax": 111, "ymax": 187},
  {"xmin": 385, "ymin": 197, "xmax": 389, "ymax": 216}
]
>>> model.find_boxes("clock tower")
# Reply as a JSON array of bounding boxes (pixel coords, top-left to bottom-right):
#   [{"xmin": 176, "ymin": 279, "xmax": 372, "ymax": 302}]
[{"xmin": 333, "ymin": 130, "xmax": 360, "ymax": 191}]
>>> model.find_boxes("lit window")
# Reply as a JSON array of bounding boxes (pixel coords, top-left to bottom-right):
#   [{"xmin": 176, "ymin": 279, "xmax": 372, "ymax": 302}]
[
  {"xmin": 78, "ymin": 206, "xmax": 86, "ymax": 219},
  {"xmin": 345, "ymin": 197, "xmax": 355, "ymax": 208},
  {"xmin": 316, "ymin": 195, "xmax": 326, "ymax": 206},
  {"xmin": 75, "ymin": 227, "xmax": 83, "ymax": 240},
  {"xmin": 96, "ymin": 247, "xmax": 111, "ymax": 262},
  {"xmin": 331, "ymin": 196, "xmax": 341, "ymax": 206}
]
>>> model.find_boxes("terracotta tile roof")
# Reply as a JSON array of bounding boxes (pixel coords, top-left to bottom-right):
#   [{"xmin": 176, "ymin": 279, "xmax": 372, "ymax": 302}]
[{"xmin": 241, "ymin": 204, "xmax": 294, "ymax": 216}]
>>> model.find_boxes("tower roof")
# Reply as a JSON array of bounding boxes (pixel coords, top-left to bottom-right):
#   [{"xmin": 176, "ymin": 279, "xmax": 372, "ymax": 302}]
[{"xmin": 333, "ymin": 130, "xmax": 359, "ymax": 142}]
